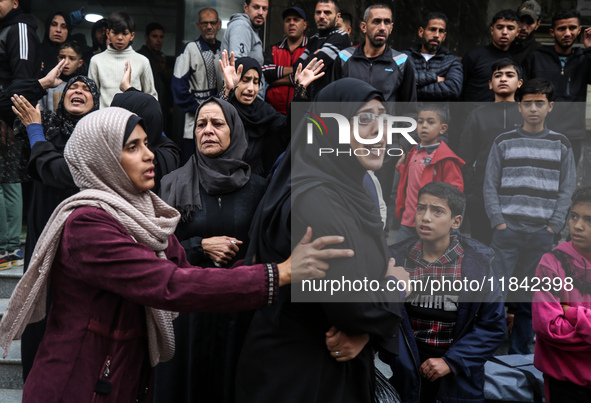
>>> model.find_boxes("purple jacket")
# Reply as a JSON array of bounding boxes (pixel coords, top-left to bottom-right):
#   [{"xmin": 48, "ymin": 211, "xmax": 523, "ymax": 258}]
[{"xmin": 23, "ymin": 206, "xmax": 275, "ymax": 402}]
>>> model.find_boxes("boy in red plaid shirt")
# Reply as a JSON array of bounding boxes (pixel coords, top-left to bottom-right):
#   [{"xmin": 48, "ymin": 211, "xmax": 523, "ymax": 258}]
[{"xmin": 385, "ymin": 182, "xmax": 506, "ymax": 403}]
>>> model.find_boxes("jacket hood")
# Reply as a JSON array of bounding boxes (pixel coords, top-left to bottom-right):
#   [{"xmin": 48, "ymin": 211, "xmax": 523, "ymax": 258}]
[
  {"xmin": 420, "ymin": 140, "xmax": 465, "ymax": 168},
  {"xmin": 555, "ymin": 240, "xmax": 585, "ymax": 261},
  {"xmin": 229, "ymin": 13, "xmax": 251, "ymax": 25},
  {"xmin": 0, "ymin": 8, "xmax": 36, "ymax": 29}
]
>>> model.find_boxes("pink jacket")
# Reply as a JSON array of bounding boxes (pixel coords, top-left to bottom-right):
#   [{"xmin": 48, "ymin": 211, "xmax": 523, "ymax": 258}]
[{"xmin": 533, "ymin": 241, "xmax": 591, "ymax": 389}]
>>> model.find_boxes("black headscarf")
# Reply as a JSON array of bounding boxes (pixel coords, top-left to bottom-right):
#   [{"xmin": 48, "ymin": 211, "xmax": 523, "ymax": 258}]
[
  {"xmin": 40, "ymin": 11, "xmax": 72, "ymax": 74},
  {"xmin": 245, "ymin": 78, "xmax": 385, "ymax": 264},
  {"xmin": 160, "ymin": 97, "xmax": 251, "ymax": 221},
  {"xmin": 230, "ymin": 57, "xmax": 278, "ymax": 138},
  {"xmin": 15, "ymin": 76, "xmax": 99, "ymax": 150},
  {"xmin": 111, "ymin": 90, "xmax": 181, "ymax": 194}
]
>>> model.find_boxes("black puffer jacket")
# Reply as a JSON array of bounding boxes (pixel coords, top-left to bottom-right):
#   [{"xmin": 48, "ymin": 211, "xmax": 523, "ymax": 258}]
[
  {"xmin": 403, "ymin": 44, "xmax": 463, "ymax": 101},
  {"xmin": 523, "ymin": 45, "xmax": 591, "ymax": 140}
]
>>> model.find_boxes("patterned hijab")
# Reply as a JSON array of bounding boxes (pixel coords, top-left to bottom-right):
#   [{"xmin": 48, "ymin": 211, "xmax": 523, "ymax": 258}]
[{"xmin": 0, "ymin": 107, "xmax": 181, "ymax": 366}]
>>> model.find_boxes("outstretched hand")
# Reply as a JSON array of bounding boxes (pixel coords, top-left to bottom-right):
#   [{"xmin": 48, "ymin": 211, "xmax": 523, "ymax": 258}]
[
  {"xmin": 119, "ymin": 61, "xmax": 132, "ymax": 92},
  {"xmin": 38, "ymin": 59, "xmax": 66, "ymax": 90},
  {"xmin": 278, "ymin": 227, "xmax": 354, "ymax": 286},
  {"xmin": 294, "ymin": 57, "xmax": 325, "ymax": 89},
  {"xmin": 11, "ymin": 95, "xmax": 41, "ymax": 127},
  {"xmin": 219, "ymin": 50, "xmax": 243, "ymax": 93}
]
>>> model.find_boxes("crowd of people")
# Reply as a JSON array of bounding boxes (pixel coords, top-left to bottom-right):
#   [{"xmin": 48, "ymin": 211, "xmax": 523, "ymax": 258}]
[{"xmin": 0, "ymin": 0, "xmax": 589, "ymax": 402}]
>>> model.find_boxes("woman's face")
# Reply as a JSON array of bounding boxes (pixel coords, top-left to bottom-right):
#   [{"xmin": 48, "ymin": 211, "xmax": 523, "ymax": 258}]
[
  {"xmin": 64, "ymin": 81, "xmax": 95, "ymax": 116},
  {"xmin": 195, "ymin": 102, "xmax": 231, "ymax": 157},
  {"xmin": 121, "ymin": 124, "xmax": 155, "ymax": 192},
  {"xmin": 349, "ymin": 99, "xmax": 387, "ymax": 171},
  {"xmin": 235, "ymin": 68, "xmax": 259, "ymax": 105}
]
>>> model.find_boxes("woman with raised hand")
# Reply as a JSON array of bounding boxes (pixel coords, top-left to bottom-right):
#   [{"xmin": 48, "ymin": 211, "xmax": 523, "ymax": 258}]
[
  {"xmin": 219, "ymin": 50, "xmax": 323, "ymax": 176},
  {"xmin": 0, "ymin": 107, "xmax": 352, "ymax": 402}
]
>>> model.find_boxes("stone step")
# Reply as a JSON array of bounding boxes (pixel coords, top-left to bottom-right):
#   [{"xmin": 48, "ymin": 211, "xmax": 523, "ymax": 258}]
[
  {"xmin": 0, "ymin": 388, "xmax": 23, "ymax": 402},
  {"xmin": 0, "ymin": 340, "xmax": 23, "ymax": 389},
  {"xmin": 0, "ymin": 265, "xmax": 23, "ymax": 299}
]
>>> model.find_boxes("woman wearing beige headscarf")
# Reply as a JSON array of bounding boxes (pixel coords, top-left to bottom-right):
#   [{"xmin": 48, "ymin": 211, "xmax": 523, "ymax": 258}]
[{"xmin": 0, "ymin": 107, "xmax": 352, "ymax": 402}]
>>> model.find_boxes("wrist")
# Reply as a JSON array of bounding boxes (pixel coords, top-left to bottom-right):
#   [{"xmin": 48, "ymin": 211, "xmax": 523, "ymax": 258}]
[{"xmin": 277, "ymin": 261, "xmax": 291, "ymax": 287}]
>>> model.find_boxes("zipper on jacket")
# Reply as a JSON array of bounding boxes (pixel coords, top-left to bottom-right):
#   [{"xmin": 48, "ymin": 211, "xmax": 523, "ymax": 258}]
[
  {"xmin": 103, "ymin": 357, "xmax": 111, "ymax": 378},
  {"xmin": 561, "ymin": 65, "xmax": 564, "ymax": 76},
  {"xmin": 567, "ymin": 76, "xmax": 571, "ymax": 96},
  {"xmin": 217, "ymin": 196, "xmax": 222, "ymax": 209},
  {"xmin": 503, "ymin": 108, "xmax": 506, "ymax": 129},
  {"xmin": 402, "ymin": 330, "xmax": 422, "ymax": 402}
]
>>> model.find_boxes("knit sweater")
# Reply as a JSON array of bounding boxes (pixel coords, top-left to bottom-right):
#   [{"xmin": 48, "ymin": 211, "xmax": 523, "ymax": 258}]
[
  {"xmin": 88, "ymin": 46, "xmax": 157, "ymax": 108},
  {"xmin": 483, "ymin": 127, "xmax": 576, "ymax": 233}
]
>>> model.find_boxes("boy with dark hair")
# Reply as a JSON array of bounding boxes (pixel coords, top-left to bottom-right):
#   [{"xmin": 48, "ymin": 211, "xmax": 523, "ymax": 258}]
[
  {"xmin": 461, "ymin": 9, "xmax": 519, "ymax": 102},
  {"xmin": 387, "ymin": 181, "xmax": 506, "ymax": 403},
  {"xmin": 88, "ymin": 11, "xmax": 157, "ymax": 108},
  {"xmin": 40, "ymin": 41, "xmax": 85, "ymax": 111},
  {"xmin": 484, "ymin": 78, "xmax": 576, "ymax": 354},
  {"xmin": 395, "ymin": 104, "xmax": 464, "ymax": 243},
  {"xmin": 533, "ymin": 186, "xmax": 591, "ymax": 402},
  {"xmin": 459, "ymin": 58, "xmax": 523, "ymax": 245}
]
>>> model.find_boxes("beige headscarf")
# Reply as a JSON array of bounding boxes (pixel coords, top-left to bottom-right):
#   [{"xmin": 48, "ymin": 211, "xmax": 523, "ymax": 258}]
[{"xmin": 0, "ymin": 107, "xmax": 181, "ymax": 366}]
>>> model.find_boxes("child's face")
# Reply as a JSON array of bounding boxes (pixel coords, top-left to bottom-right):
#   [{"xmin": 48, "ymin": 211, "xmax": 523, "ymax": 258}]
[
  {"xmin": 569, "ymin": 202, "xmax": 591, "ymax": 251},
  {"xmin": 57, "ymin": 48, "xmax": 83, "ymax": 76},
  {"xmin": 417, "ymin": 110, "xmax": 447, "ymax": 146},
  {"xmin": 489, "ymin": 66, "xmax": 522, "ymax": 96},
  {"xmin": 107, "ymin": 29, "xmax": 135, "ymax": 51},
  {"xmin": 415, "ymin": 193, "xmax": 462, "ymax": 244},
  {"xmin": 518, "ymin": 93, "xmax": 553, "ymax": 128}
]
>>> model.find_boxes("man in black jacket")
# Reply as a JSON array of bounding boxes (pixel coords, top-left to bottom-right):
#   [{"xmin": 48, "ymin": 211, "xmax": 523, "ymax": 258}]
[
  {"xmin": 404, "ymin": 12, "xmax": 462, "ymax": 102},
  {"xmin": 461, "ymin": 9, "xmax": 519, "ymax": 102},
  {"xmin": 523, "ymin": 8, "xmax": 591, "ymax": 165},
  {"xmin": 510, "ymin": 0, "xmax": 543, "ymax": 65},
  {"xmin": 333, "ymin": 4, "xmax": 416, "ymax": 103}
]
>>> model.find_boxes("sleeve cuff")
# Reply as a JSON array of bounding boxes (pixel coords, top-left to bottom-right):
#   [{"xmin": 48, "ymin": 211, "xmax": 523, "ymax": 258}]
[
  {"xmin": 26, "ymin": 123, "xmax": 45, "ymax": 148},
  {"xmin": 264, "ymin": 263, "xmax": 279, "ymax": 306}
]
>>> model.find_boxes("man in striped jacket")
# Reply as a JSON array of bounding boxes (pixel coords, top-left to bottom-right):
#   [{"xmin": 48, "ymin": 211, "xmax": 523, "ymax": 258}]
[{"xmin": 484, "ymin": 78, "xmax": 576, "ymax": 355}]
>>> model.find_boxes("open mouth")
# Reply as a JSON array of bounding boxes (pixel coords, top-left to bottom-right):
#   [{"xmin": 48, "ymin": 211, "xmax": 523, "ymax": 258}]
[
  {"xmin": 419, "ymin": 225, "xmax": 431, "ymax": 233},
  {"xmin": 70, "ymin": 96, "xmax": 85, "ymax": 105}
]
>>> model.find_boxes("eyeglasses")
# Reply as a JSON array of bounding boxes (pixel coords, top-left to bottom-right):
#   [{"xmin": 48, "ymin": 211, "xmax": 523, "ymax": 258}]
[
  {"xmin": 199, "ymin": 20, "xmax": 219, "ymax": 27},
  {"xmin": 355, "ymin": 112, "xmax": 390, "ymax": 125}
]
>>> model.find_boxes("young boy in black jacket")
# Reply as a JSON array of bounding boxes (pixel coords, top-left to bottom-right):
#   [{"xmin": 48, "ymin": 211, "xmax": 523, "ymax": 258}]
[{"xmin": 384, "ymin": 182, "xmax": 506, "ymax": 403}]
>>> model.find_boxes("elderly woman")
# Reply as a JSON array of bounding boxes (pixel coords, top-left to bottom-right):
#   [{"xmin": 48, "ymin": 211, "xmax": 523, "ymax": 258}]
[
  {"xmin": 0, "ymin": 107, "xmax": 352, "ymax": 402},
  {"xmin": 236, "ymin": 79, "xmax": 407, "ymax": 402},
  {"xmin": 154, "ymin": 97, "xmax": 267, "ymax": 402},
  {"xmin": 11, "ymin": 74, "xmax": 100, "ymax": 380},
  {"xmin": 219, "ymin": 51, "xmax": 323, "ymax": 176}
]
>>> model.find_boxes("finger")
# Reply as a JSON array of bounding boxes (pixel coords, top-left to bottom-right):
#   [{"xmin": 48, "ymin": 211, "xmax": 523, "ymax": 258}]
[
  {"xmin": 305, "ymin": 57, "xmax": 318, "ymax": 69},
  {"xmin": 325, "ymin": 325, "xmax": 338, "ymax": 337},
  {"xmin": 309, "ymin": 234, "xmax": 344, "ymax": 249},
  {"xmin": 308, "ymin": 258, "xmax": 329, "ymax": 271},
  {"xmin": 230, "ymin": 51, "xmax": 235, "ymax": 66},
  {"xmin": 236, "ymin": 64, "xmax": 243, "ymax": 77},
  {"xmin": 297, "ymin": 226, "xmax": 313, "ymax": 245},
  {"xmin": 295, "ymin": 63, "xmax": 302, "ymax": 76},
  {"xmin": 315, "ymin": 71, "xmax": 326, "ymax": 79},
  {"xmin": 11, "ymin": 105, "xmax": 22, "ymax": 117},
  {"xmin": 314, "ymin": 248, "xmax": 354, "ymax": 261}
]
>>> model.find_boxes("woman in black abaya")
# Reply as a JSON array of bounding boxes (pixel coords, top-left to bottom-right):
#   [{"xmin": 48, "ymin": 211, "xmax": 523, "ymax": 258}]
[
  {"xmin": 236, "ymin": 78, "xmax": 405, "ymax": 402},
  {"xmin": 153, "ymin": 97, "xmax": 267, "ymax": 403}
]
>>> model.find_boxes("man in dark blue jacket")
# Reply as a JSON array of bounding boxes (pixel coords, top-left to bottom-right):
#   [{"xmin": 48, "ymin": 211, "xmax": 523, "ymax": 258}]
[
  {"xmin": 383, "ymin": 182, "xmax": 506, "ymax": 403},
  {"xmin": 523, "ymin": 8, "xmax": 591, "ymax": 165},
  {"xmin": 404, "ymin": 12, "xmax": 462, "ymax": 102}
]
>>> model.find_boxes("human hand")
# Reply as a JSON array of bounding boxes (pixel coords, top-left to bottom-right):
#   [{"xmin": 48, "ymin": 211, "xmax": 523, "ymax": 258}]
[
  {"xmin": 11, "ymin": 95, "xmax": 41, "ymax": 127},
  {"xmin": 419, "ymin": 358, "xmax": 451, "ymax": 381},
  {"xmin": 294, "ymin": 57, "xmax": 325, "ymax": 89},
  {"xmin": 202, "ymin": 236, "xmax": 242, "ymax": 266},
  {"xmin": 562, "ymin": 304, "xmax": 571, "ymax": 315},
  {"xmin": 119, "ymin": 61, "xmax": 132, "ymax": 92},
  {"xmin": 495, "ymin": 223, "xmax": 507, "ymax": 230},
  {"xmin": 386, "ymin": 258, "xmax": 412, "ymax": 298},
  {"xmin": 547, "ymin": 227, "xmax": 554, "ymax": 233},
  {"xmin": 278, "ymin": 227, "xmax": 354, "ymax": 286},
  {"xmin": 437, "ymin": 76, "xmax": 446, "ymax": 83},
  {"xmin": 38, "ymin": 59, "xmax": 66, "ymax": 89},
  {"xmin": 325, "ymin": 326, "xmax": 370, "ymax": 362},
  {"xmin": 219, "ymin": 50, "xmax": 243, "ymax": 94},
  {"xmin": 584, "ymin": 27, "xmax": 591, "ymax": 48},
  {"xmin": 395, "ymin": 153, "xmax": 406, "ymax": 169}
]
